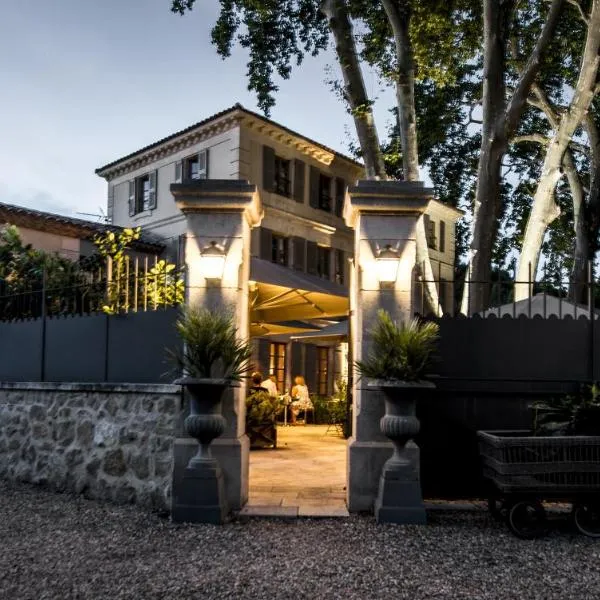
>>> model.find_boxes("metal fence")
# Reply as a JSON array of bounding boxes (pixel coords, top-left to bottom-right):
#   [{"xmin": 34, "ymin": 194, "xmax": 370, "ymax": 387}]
[{"xmin": 0, "ymin": 255, "xmax": 185, "ymax": 321}]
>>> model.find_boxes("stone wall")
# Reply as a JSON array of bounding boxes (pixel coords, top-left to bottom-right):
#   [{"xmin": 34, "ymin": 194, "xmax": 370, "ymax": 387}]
[{"xmin": 0, "ymin": 382, "xmax": 182, "ymax": 512}]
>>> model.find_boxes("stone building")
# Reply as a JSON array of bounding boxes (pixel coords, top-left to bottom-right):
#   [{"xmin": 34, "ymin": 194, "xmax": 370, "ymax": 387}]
[{"xmin": 95, "ymin": 103, "xmax": 461, "ymax": 397}]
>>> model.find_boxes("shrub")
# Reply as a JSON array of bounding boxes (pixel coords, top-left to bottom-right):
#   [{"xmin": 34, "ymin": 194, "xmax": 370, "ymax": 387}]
[
  {"xmin": 167, "ymin": 305, "xmax": 252, "ymax": 380},
  {"xmin": 355, "ymin": 310, "xmax": 439, "ymax": 382}
]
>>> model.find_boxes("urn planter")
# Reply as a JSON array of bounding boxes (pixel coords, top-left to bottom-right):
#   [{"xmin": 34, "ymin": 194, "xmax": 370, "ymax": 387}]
[
  {"xmin": 370, "ymin": 379, "xmax": 435, "ymax": 525},
  {"xmin": 172, "ymin": 377, "xmax": 238, "ymax": 524}
]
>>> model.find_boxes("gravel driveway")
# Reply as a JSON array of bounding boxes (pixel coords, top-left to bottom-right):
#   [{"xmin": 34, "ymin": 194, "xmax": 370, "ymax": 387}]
[{"xmin": 1, "ymin": 480, "xmax": 598, "ymax": 600}]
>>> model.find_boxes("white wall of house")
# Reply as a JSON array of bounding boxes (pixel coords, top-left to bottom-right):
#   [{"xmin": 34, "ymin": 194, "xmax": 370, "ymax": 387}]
[{"xmin": 109, "ymin": 126, "xmax": 241, "ymax": 245}]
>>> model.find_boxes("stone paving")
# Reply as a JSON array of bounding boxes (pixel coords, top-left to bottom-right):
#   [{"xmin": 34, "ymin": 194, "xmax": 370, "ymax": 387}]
[{"xmin": 243, "ymin": 424, "xmax": 349, "ymax": 517}]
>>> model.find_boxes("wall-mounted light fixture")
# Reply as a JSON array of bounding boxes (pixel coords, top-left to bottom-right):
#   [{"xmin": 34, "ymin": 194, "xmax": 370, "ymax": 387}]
[
  {"xmin": 199, "ymin": 241, "xmax": 226, "ymax": 281},
  {"xmin": 375, "ymin": 244, "xmax": 400, "ymax": 287}
]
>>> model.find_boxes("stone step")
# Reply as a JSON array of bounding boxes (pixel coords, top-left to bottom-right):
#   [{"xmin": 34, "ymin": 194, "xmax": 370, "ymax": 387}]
[{"xmin": 237, "ymin": 504, "xmax": 350, "ymax": 519}]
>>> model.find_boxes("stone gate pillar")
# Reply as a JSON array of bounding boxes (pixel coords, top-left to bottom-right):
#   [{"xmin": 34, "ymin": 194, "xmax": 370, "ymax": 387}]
[
  {"xmin": 170, "ymin": 180, "xmax": 263, "ymax": 512},
  {"xmin": 344, "ymin": 181, "xmax": 432, "ymax": 512}
]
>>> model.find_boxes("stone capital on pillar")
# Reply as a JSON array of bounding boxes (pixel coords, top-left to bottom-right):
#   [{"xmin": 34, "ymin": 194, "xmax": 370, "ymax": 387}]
[
  {"xmin": 344, "ymin": 180, "xmax": 434, "ymax": 514},
  {"xmin": 170, "ymin": 179, "xmax": 263, "ymax": 513}
]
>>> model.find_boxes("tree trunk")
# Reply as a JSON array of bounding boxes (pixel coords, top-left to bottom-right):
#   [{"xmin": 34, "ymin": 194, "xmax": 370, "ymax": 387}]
[
  {"xmin": 516, "ymin": 0, "xmax": 600, "ymax": 301},
  {"xmin": 461, "ymin": 0, "xmax": 512, "ymax": 315},
  {"xmin": 381, "ymin": 0, "xmax": 419, "ymax": 181},
  {"xmin": 570, "ymin": 113, "xmax": 600, "ymax": 303},
  {"xmin": 462, "ymin": 0, "xmax": 565, "ymax": 314},
  {"xmin": 321, "ymin": 0, "xmax": 387, "ymax": 179}
]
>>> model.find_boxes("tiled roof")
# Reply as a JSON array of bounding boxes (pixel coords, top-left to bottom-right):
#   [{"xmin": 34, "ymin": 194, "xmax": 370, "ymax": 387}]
[
  {"xmin": 0, "ymin": 202, "xmax": 164, "ymax": 251},
  {"xmin": 95, "ymin": 103, "xmax": 363, "ymax": 175}
]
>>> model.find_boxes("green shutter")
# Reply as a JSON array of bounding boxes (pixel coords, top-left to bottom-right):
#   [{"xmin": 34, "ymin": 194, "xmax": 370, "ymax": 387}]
[
  {"xmin": 306, "ymin": 241, "xmax": 318, "ymax": 275},
  {"xmin": 128, "ymin": 180, "xmax": 135, "ymax": 216},
  {"xmin": 439, "ymin": 221, "xmax": 446, "ymax": 253},
  {"xmin": 148, "ymin": 170, "xmax": 157, "ymax": 210},
  {"xmin": 263, "ymin": 146, "xmax": 275, "ymax": 192},
  {"xmin": 309, "ymin": 166, "xmax": 319, "ymax": 208},
  {"xmin": 293, "ymin": 237, "xmax": 306, "ymax": 271},
  {"xmin": 293, "ymin": 159, "xmax": 305, "ymax": 203},
  {"xmin": 259, "ymin": 227, "xmax": 273, "ymax": 261},
  {"xmin": 335, "ymin": 178, "xmax": 345, "ymax": 217}
]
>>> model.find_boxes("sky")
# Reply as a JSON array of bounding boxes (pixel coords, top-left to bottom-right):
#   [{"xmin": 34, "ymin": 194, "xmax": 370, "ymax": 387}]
[{"xmin": 0, "ymin": 0, "xmax": 395, "ymax": 221}]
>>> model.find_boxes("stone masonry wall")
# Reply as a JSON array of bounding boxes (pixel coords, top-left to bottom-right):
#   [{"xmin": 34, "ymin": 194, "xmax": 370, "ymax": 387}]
[{"xmin": 0, "ymin": 382, "xmax": 182, "ymax": 512}]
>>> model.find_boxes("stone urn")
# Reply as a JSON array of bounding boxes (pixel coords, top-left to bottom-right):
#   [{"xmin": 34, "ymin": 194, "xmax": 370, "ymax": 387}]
[
  {"xmin": 172, "ymin": 377, "xmax": 238, "ymax": 524},
  {"xmin": 370, "ymin": 379, "xmax": 435, "ymax": 524}
]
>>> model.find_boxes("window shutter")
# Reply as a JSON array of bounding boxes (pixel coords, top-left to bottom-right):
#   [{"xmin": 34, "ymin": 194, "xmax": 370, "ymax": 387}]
[
  {"xmin": 304, "ymin": 344, "xmax": 318, "ymax": 393},
  {"xmin": 148, "ymin": 170, "xmax": 158, "ymax": 210},
  {"xmin": 198, "ymin": 149, "xmax": 209, "ymax": 179},
  {"xmin": 306, "ymin": 241, "xmax": 318, "ymax": 275},
  {"xmin": 128, "ymin": 180, "xmax": 135, "ymax": 216},
  {"xmin": 439, "ymin": 221, "xmax": 446, "ymax": 253},
  {"xmin": 263, "ymin": 145, "xmax": 275, "ymax": 192},
  {"xmin": 335, "ymin": 177, "xmax": 345, "ymax": 217},
  {"xmin": 107, "ymin": 185, "xmax": 115, "ymax": 223},
  {"xmin": 175, "ymin": 161, "xmax": 183, "ymax": 183},
  {"xmin": 293, "ymin": 159, "xmax": 305, "ymax": 203},
  {"xmin": 292, "ymin": 237, "xmax": 306, "ymax": 271},
  {"xmin": 309, "ymin": 166, "xmax": 319, "ymax": 208},
  {"xmin": 259, "ymin": 227, "xmax": 273, "ymax": 261}
]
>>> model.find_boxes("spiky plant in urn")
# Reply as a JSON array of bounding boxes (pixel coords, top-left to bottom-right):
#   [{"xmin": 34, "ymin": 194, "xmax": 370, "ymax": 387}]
[
  {"xmin": 169, "ymin": 305, "xmax": 252, "ymax": 523},
  {"xmin": 356, "ymin": 310, "xmax": 439, "ymax": 524}
]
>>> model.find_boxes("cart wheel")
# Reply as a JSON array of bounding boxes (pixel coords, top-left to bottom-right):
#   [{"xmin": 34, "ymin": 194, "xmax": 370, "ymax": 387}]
[
  {"xmin": 573, "ymin": 503, "xmax": 600, "ymax": 538},
  {"xmin": 507, "ymin": 500, "xmax": 548, "ymax": 539},
  {"xmin": 487, "ymin": 497, "xmax": 506, "ymax": 522}
]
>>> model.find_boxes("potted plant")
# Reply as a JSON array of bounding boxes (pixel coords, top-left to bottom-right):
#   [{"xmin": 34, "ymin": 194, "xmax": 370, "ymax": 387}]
[
  {"xmin": 168, "ymin": 305, "xmax": 252, "ymax": 468},
  {"xmin": 245, "ymin": 389, "xmax": 281, "ymax": 449},
  {"xmin": 355, "ymin": 309, "xmax": 439, "ymax": 523}
]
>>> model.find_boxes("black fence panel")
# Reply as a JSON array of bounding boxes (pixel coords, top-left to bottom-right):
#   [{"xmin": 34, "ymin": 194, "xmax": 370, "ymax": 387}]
[
  {"xmin": 44, "ymin": 314, "xmax": 108, "ymax": 382},
  {"xmin": 0, "ymin": 320, "xmax": 43, "ymax": 381},
  {"xmin": 107, "ymin": 309, "xmax": 181, "ymax": 384},
  {"xmin": 436, "ymin": 316, "xmax": 591, "ymax": 382}
]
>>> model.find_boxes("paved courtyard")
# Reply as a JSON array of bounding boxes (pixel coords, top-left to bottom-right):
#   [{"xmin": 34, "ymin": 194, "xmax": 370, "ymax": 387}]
[
  {"xmin": 247, "ymin": 424, "xmax": 348, "ymax": 517},
  {"xmin": 2, "ymin": 480, "xmax": 600, "ymax": 600}
]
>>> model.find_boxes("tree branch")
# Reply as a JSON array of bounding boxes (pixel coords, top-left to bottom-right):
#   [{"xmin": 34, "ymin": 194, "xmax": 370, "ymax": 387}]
[
  {"xmin": 566, "ymin": 0, "xmax": 590, "ymax": 24},
  {"xmin": 511, "ymin": 134, "xmax": 550, "ymax": 145},
  {"xmin": 505, "ymin": 0, "xmax": 565, "ymax": 133}
]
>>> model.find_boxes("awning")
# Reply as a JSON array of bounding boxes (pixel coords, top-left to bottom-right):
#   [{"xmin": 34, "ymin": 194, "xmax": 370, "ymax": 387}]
[
  {"xmin": 249, "ymin": 258, "xmax": 349, "ymax": 322},
  {"xmin": 250, "ymin": 320, "xmax": 321, "ymax": 338},
  {"xmin": 290, "ymin": 319, "xmax": 349, "ymax": 342}
]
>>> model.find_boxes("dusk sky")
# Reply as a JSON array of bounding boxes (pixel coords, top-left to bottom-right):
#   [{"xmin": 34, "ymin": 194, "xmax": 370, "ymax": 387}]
[{"xmin": 1, "ymin": 0, "xmax": 395, "ymax": 221}]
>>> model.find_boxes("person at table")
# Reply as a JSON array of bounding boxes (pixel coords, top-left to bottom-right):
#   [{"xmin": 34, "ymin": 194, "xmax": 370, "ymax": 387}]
[
  {"xmin": 290, "ymin": 375, "xmax": 313, "ymax": 425},
  {"xmin": 249, "ymin": 371, "xmax": 268, "ymax": 393},
  {"xmin": 262, "ymin": 374, "xmax": 278, "ymax": 398}
]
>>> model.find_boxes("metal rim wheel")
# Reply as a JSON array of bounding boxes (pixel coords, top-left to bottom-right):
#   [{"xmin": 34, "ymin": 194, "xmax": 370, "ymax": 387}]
[
  {"xmin": 573, "ymin": 503, "xmax": 600, "ymax": 538},
  {"xmin": 507, "ymin": 500, "xmax": 548, "ymax": 539},
  {"xmin": 487, "ymin": 497, "xmax": 506, "ymax": 522}
]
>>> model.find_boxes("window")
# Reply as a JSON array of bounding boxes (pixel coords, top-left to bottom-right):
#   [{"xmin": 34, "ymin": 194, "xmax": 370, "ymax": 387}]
[
  {"xmin": 269, "ymin": 342, "xmax": 287, "ymax": 395},
  {"xmin": 271, "ymin": 234, "xmax": 289, "ymax": 266},
  {"xmin": 129, "ymin": 171, "xmax": 157, "ymax": 216},
  {"xmin": 424, "ymin": 215, "xmax": 437, "ymax": 250},
  {"xmin": 318, "ymin": 174, "xmax": 332, "ymax": 211},
  {"xmin": 274, "ymin": 156, "xmax": 291, "ymax": 197},
  {"xmin": 177, "ymin": 150, "xmax": 208, "ymax": 182},
  {"xmin": 316, "ymin": 347, "xmax": 329, "ymax": 396},
  {"xmin": 316, "ymin": 246, "xmax": 331, "ymax": 280},
  {"xmin": 138, "ymin": 176, "xmax": 151, "ymax": 212}
]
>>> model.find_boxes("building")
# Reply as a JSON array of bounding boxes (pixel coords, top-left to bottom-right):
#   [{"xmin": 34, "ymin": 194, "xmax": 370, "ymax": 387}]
[
  {"xmin": 95, "ymin": 103, "xmax": 461, "ymax": 396},
  {"xmin": 0, "ymin": 201, "xmax": 164, "ymax": 261}
]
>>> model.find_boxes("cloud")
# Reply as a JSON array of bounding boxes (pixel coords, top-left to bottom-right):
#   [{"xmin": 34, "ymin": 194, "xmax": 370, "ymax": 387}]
[{"xmin": 0, "ymin": 182, "xmax": 77, "ymax": 218}]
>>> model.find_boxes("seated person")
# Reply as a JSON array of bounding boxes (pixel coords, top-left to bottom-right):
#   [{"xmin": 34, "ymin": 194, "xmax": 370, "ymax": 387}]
[
  {"xmin": 289, "ymin": 376, "xmax": 313, "ymax": 424},
  {"xmin": 262, "ymin": 374, "xmax": 279, "ymax": 398},
  {"xmin": 249, "ymin": 371, "xmax": 268, "ymax": 393}
]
